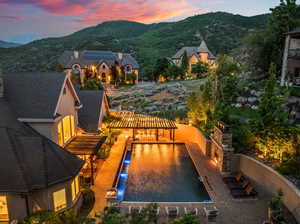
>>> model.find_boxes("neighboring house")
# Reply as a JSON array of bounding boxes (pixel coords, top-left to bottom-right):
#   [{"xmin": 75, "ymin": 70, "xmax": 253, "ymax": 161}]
[
  {"xmin": 4, "ymin": 72, "xmax": 82, "ymax": 147},
  {"xmin": 172, "ymin": 40, "xmax": 216, "ymax": 73},
  {"xmin": 59, "ymin": 50, "xmax": 140, "ymax": 85},
  {"xmin": 0, "ymin": 73, "xmax": 84, "ymax": 222},
  {"xmin": 77, "ymin": 90, "xmax": 109, "ymax": 133},
  {"xmin": 281, "ymin": 27, "xmax": 300, "ymax": 86}
]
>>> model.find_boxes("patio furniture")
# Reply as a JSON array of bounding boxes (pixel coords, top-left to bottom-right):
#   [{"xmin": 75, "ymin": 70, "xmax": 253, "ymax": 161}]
[
  {"xmin": 150, "ymin": 207, "xmax": 160, "ymax": 216},
  {"xmin": 226, "ymin": 179, "xmax": 250, "ymax": 190},
  {"xmin": 129, "ymin": 206, "xmax": 143, "ymax": 214},
  {"xmin": 231, "ymin": 184, "xmax": 258, "ymax": 198},
  {"xmin": 165, "ymin": 206, "xmax": 179, "ymax": 217},
  {"xmin": 223, "ymin": 171, "xmax": 243, "ymax": 184},
  {"xmin": 204, "ymin": 206, "xmax": 219, "ymax": 223},
  {"xmin": 184, "ymin": 207, "xmax": 198, "ymax": 216}
]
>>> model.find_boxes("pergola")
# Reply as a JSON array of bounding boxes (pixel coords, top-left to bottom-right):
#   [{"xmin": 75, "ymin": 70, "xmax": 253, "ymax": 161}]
[
  {"xmin": 108, "ymin": 112, "xmax": 177, "ymax": 141},
  {"xmin": 65, "ymin": 135, "xmax": 107, "ymax": 185}
]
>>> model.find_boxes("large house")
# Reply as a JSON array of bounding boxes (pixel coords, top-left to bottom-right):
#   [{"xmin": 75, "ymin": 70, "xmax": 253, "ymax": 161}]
[
  {"xmin": 281, "ymin": 27, "xmax": 300, "ymax": 86},
  {"xmin": 4, "ymin": 72, "xmax": 109, "ymax": 185},
  {"xmin": 172, "ymin": 40, "xmax": 216, "ymax": 73},
  {"xmin": 59, "ymin": 50, "xmax": 140, "ymax": 85},
  {"xmin": 0, "ymin": 73, "xmax": 84, "ymax": 222}
]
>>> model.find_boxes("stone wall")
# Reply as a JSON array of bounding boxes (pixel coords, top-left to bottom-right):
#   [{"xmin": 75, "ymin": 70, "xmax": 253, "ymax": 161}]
[
  {"xmin": 175, "ymin": 124, "xmax": 211, "ymax": 155},
  {"xmin": 236, "ymin": 154, "xmax": 300, "ymax": 222}
]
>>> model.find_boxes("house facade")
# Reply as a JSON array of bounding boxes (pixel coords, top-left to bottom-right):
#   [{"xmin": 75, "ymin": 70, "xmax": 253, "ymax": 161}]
[
  {"xmin": 4, "ymin": 72, "xmax": 82, "ymax": 147},
  {"xmin": 59, "ymin": 50, "xmax": 140, "ymax": 85},
  {"xmin": 0, "ymin": 72, "xmax": 84, "ymax": 222},
  {"xmin": 172, "ymin": 40, "xmax": 216, "ymax": 73},
  {"xmin": 281, "ymin": 27, "xmax": 300, "ymax": 86}
]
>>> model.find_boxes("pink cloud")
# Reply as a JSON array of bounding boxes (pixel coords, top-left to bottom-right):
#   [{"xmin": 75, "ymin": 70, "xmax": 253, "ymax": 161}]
[
  {"xmin": 0, "ymin": 0, "xmax": 204, "ymax": 25},
  {"xmin": 0, "ymin": 15, "xmax": 23, "ymax": 22}
]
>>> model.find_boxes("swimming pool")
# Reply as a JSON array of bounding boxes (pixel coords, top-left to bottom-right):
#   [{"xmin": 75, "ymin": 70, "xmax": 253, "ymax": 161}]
[{"xmin": 117, "ymin": 144, "xmax": 211, "ymax": 202}]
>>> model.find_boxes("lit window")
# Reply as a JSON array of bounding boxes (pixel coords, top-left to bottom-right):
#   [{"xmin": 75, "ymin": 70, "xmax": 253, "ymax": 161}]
[
  {"xmin": 53, "ymin": 189, "xmax": 67, "ymax": 211},
  {"xmin": 57, "ymin": 122, "xmax": 63, "ymax": 146},
  {"xmin": 71, "ymin": 176, "xmax": 80, "ymax": 201},
  {"xmin": 0, "ymin": 196, "xmax": 9, "ymax": 221},
  {"xmin": 57, "ymin": 115, "xmax": 75, "ymax": 146}
]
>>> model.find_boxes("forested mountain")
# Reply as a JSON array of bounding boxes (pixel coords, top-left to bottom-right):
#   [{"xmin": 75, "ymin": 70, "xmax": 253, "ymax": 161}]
[
  {"xmin": 0, "ymin": 40, "xmax": 21, "ymax": 48},
  {"xmin": 0, "ymin": 12, "xmax": 269, "ymax": 76}
]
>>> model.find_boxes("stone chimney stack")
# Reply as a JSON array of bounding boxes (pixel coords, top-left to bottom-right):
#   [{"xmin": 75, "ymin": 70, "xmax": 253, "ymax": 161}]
[
  {"xmin": 118, "ymin": 52, "xmax": 123, "ymax": 60},
  {"xmin": 0, "ymin": 68, "xmax": 4, "ymax": 98},
  {"xmin": 74, "ymin": 51, "xmax": 79, "ymax": 59}
]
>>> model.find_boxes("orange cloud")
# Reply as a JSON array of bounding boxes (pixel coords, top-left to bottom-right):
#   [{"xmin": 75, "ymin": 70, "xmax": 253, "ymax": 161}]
[{"xmin": 75, "ymin": 0, "xmax": 198, "ymax": 25}]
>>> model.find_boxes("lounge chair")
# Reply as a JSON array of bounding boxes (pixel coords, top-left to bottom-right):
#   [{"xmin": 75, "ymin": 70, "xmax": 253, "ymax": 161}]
[
  {"xmin": 165, "ymin": 206, "xmax": 179, "ymax": 217},
  {"xmin": 231, "ymin": 184, "xmax": 258, "ymax": 198},
  {"xmin": 129, "ymin": 206, "xmax": 142, "ymax": 214},
  {"xmin": 226, "ymin": 179, "xmax": 250, "ymax": 190},
  {"xmin": 184, "ymin": 207, "xmax": 198, "ymax": 216},
  {"xmin": 204, "ymin": 206, "xmax": 219, "ymax": 223},
  {"xmin": 223, "ymin": 171, "xmax": 243, "ymax": 184},
  {"xmin": 150, "ymin": 207, "xmax": 160, "ymax": 216}
]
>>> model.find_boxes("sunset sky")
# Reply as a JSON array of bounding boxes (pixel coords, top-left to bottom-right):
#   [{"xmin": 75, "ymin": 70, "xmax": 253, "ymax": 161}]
[{"xmin": 0, "ymin": 0, "xmax": 279, "ymax": 43}]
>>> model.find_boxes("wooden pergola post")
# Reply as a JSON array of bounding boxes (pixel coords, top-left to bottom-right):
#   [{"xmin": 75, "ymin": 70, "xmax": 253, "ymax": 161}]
[
  {"xmin": 132, "ymin": 128, "xmax": 135, "ymax": 140},
  {"xmin": 90, "ymin": 156, "xmax": 94, "ymax": 185},
  {"xmin": 156, "ymin": 129, "xmax": 159, "ymax": 141}
]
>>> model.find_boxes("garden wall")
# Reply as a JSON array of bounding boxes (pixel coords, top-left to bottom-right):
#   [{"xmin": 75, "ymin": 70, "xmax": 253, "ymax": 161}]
[
  {"xmin": 237, "ymin": 154, "xmax": 300, "ymax": 222},
  {"xmin": 175, "ymin": 124, "xmax": 211, "ymax": 155}
]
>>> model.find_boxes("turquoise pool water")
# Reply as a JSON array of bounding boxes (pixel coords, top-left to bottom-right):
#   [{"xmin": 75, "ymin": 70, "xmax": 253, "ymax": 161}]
[{"xmin": 121, "ymin": 144, "xmax": 211, "ymax": 202}]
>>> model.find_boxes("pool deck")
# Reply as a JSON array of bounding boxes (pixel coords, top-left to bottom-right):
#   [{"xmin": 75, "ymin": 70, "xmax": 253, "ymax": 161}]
[{"xmin": 90, "ymin": 135, "xmax": 271, "ymax": 223}]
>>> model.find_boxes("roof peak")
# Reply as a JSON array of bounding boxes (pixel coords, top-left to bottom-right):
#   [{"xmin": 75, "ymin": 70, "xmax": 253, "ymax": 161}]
[{"xmin": 198, "ymin": 40, "xmax": 209, "ymax": 53}]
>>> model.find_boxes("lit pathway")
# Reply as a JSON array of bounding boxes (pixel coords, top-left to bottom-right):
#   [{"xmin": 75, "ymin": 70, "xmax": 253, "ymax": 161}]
[
  {"xmin": 89, "ymin": 134, "xmax": 127, "ymax": 217},
  {"xmin": 185, "ymin": 142, "xmax": 270, "ymax": 224}
]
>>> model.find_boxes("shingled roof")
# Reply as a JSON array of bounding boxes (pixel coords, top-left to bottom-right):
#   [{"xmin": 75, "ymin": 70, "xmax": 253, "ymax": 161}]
[
  {"xmin": 0, "ymin": 98, "xmax": 84, "ymax": 193},
  {"xmin": 59, "ymin": 50, "xmax": 139, "ymax": 69},
  {"xmin": 77, "ymin": 90, "xmax": 105, "ymax": 133},
  {"xmin": 172, "ymin": 40, "xmax": 216, "ymax": 60},
  {"xmin": 288, "ymin": 27, "xmax": 300, "ymax": 35},
  {"xmin": 4, "ymin": 72, "xmax": 68, "ymax": 119}
]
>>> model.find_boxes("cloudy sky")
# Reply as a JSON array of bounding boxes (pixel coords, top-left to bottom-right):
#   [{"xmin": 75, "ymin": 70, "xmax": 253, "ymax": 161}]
[{"xmin": 0, "ymin": 0, "xmax": 279, "ymax": 42}]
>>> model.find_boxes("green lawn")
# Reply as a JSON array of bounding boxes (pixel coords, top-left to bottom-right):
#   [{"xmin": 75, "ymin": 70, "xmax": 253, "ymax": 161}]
[{"xmin": 178, "ymin": 79, "xmax": 207, "ymax": 92}]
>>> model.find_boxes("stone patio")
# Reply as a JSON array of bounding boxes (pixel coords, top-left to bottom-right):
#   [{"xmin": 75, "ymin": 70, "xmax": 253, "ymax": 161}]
[{"xmin": 90, "ymin": 133, "xmax": 271, "ymax": 224}]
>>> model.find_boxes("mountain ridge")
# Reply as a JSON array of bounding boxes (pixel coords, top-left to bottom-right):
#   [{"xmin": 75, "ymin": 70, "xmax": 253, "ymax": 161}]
[{"xmin": 0, "ymin": 12, "xmax": 269, "ymax": 75}]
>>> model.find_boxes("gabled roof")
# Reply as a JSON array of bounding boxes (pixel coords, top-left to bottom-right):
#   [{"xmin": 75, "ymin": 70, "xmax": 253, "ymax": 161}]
[
  {"xmin": 0, "ymin": 99, "xmax": 84, "ymax": 193},
  {"xmin": 4, "ymin": 72, "xmax": 74, "ymax": 120},
  {"xmin": 59, "ymin": 50, "xmax": 140, "ymax": 69},
  {"xmin": 115, "ymin": 53, "xmax": 140, "ymax": 69},
  {"xmin": 172, "ymin": 40, "xmax": 216, "ymax": 60},
  {"xmin": 77, "ymin": 90, "xmax": 105, "ymax": 133}
]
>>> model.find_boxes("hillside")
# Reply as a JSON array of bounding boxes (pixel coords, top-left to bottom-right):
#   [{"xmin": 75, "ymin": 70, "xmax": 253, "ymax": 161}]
[
  {"xmin": 0, "ymin": 12, "xmax": 269, "ymax": 76},
  {"xmin": 0, "ymin": 40, "xmax": 21, "ymax": 48}
]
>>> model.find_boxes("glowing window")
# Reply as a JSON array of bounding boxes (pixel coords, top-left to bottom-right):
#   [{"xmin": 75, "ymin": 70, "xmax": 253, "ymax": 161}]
[
  {"xmin": 0, "ymin": 196, "xmax": 9, "ymax": 221},
  {"xmin": 71, "ymin": 176, "xmax": 80, "ymax": 201},
  {"xmin": 53, "ymin": 189, "xmax": 66, "ymax": 211},
  {"xmin": 57, "ymin": 122, "xmax": 63, "ymax": 146}
]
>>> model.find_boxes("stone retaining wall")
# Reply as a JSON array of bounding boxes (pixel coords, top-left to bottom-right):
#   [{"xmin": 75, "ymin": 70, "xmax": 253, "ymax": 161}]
[
  {"xmin": 237, "ymin": 154, "xmax": 300, "ymax": 222},
  {"xmin": 175, "ymin": 124, "xmax": 211, "ymax": 155}
]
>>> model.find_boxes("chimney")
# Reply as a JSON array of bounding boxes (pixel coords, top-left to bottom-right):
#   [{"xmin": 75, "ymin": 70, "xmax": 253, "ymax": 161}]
[
  {"xmin": 74, "ymin": 51, "xmax": 79, "ymax": 59},
  {"xmin": 0, "ymin": 68, "xmax": 3, "ymax": 98},
  {"xmin": 118, "ymin": 53, "xmax": 123, "ymax": 60}
]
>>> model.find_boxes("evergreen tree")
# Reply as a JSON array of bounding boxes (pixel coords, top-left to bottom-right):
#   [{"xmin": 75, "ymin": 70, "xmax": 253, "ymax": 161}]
[
  {"xmin": 191, "ymin": 61, "xmax": 209, "ymax": 78},
  {"xmin": 181, "ymin": 51, "xmax": 189, "ymax": 73}
]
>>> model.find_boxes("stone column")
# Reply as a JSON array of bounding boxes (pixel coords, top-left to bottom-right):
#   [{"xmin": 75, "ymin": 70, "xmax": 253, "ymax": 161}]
[{"xmin": 281, "ymin": 35, "xmax": 291, "ymax": 86}]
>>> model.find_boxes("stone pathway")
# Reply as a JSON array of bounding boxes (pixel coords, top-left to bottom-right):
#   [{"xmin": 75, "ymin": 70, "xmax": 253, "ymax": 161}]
[{"xmin": 89, "ymin": 134, "xmax": 127, "ymax": 216}]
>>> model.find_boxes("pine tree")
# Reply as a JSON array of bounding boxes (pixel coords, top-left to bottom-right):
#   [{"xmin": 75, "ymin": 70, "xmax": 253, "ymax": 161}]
[{"xmin": 181, "ymin": 51, "xmax": 189, "ymax": 73}]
